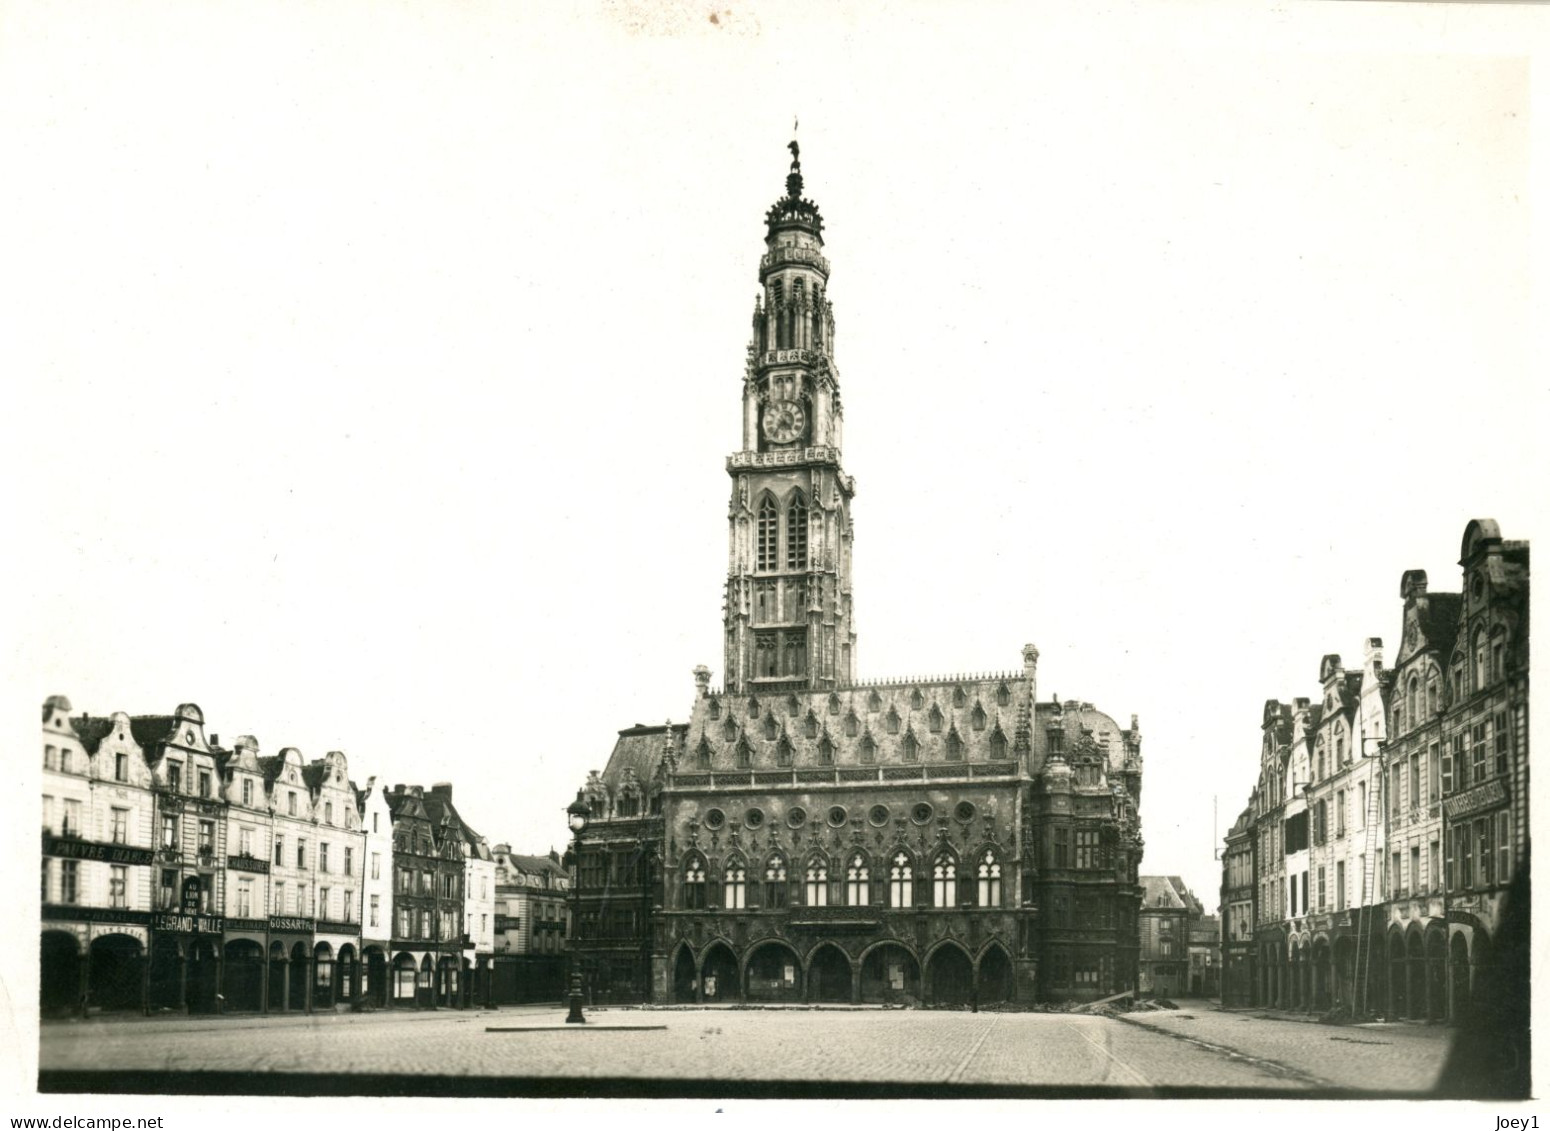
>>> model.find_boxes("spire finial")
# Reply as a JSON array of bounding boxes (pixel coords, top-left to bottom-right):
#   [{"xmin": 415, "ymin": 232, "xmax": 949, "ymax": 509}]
[{"xmin": 786, "ymin": 132, "xmax": 803, "ymax": 199}]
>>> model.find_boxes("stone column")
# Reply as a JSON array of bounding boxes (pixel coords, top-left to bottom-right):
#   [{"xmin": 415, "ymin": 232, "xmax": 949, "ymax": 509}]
[
  {"xmin": 176, "ymin": 947, "xmax": 188, "ymax": 1013},
  {"xmin": 302, "ymin": 957, "xmax": 314, "ymax": 1013},
  {"xmin": 260, "ymin": 951, "xmax": 270, "ymax": 1015},
  {"xmin": 78, "ymin": 941, "xmax": 93, "ymax": 1018},
  {"xmin": 279, "ymin": 958, "xmax": 291, "ymax": 1012}
]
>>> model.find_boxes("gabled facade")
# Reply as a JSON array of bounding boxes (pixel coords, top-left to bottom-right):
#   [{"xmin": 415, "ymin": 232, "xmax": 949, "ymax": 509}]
[{"xmin": 1221, "ymin": 519, "xmax": 1529, "ymax": 1023}]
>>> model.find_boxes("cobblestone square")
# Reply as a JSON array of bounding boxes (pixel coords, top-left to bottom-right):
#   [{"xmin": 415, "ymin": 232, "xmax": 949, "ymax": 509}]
[{"xmin": 38, "ymin": 1000, "xmax": 1455, "ymax": 1097}]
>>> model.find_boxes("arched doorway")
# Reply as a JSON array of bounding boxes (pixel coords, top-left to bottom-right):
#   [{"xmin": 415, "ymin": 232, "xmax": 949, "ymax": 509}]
[
  {"xmin": 1406, "ymin": 931, "xmax": 1425, "ymax": 1020},
  {"xmin": 977, "ymin": 944, "xmax": 1014, "ymax": 1004},
  {"xmin": 187, "ymin": 937, "xmax": 219, "ymax": 1014},
  {"xmin": 89, "ymin": 934, "xmax": 144, "ymax": 1013},
  {"xmin": 392, "ymin": 952, "xmax": 418, "ymax": 1007},
  {"xmin": 417, "ymin": 954, "xmax": 435, "ymax": 1008},
  {"xmin": 437, "ymin": 956, "xmax": 459, "ymax": 1007},
  {"xmin": 1332, "ymin": 937, "xmax": 1356, "ymax": 1010},
  {"xmin": 363, "ymin": 946, "xmax": 388, "ymax": 1008},
  {"xmin": 745, "ymin": 941, "xmax": 802, "ymax": 1003},
  {"xmin": 268, "ymin": 942, "xmax": 288, "ymax": 1011},
  {"xmin": 806, "ymin": 944, "xmax": 852, "ymax": 1003},
  {"xmin": 223, "ymin": 940, "xmax": 264, "ymax": 1012},
  {"xmin": 149, "ymin": 937, "xmax": 182, "ymax": 1012},
  {"xmin": 40, "ymin": 931, "xmax": 80, "ymax": 1014},
  {"xmin": 671, "ymin": 946, "xmax": 697, "ymax": 1003},
  {"xmin": 1387, "ymin": 933, "xmax": 1408, "ymax": 1019},
  {"xmin": 925, "ymin": 944, "xmax": 973, "ymax": 1007},
  {"xmin": 288, "ymin": 943, "xmax": 310, "ymax": 1012},
  {"xmin": 337, "ymin": 945, "xmax": 358, "ymax": 1009},
  {"xmin": 1425, "ymin": 928, "xmax": 1446, "ymax": 1021},
  {"xmin": 860, "ymin": 943, "xmax": 920, "ymax": 1005},
  {"xmin": 1311, "ymin": 939, "xmax": 1331, "ymax": 1011},
  {"xmin": 313, "ymin": 942, "xmax": 335, "ymax": 1011},
  {"xmin": 700, "ymin": 942, "xmax": 737, "ymax": 1003}
]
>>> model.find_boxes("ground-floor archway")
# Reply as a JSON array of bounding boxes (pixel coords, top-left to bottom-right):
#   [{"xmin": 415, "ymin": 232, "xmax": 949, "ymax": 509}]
[
  {"xmin": 1332, "ymin": 937, "xmax": 1356, "ymax": 1011},
  {"xmin": 1450, "ymin": 932, "xmax": 1472, "ymax": 1022},
  {"xmin": 40, "ymin": 931, "xmax": 80, "ymax": 1014},
  {"xmin": 977, "ymin": 944, "xmax": 1013, "ymax": 1004},
  {"xmin": 88, "ymin": 934, "xmax": 144, "ymax": 1012},
  {"xmin": 745, "ymin": 941, "xmax": 802, "ymax": 1003},
  {"xmin": 223, "ymin": 940, "xmax": 264, "ymax": 1013},
  {"xmin": 860, "ymin": 943, "xmax": 920, "ymax": 1005},
  {"xmin": 288, "ymin": 942, "xmax": 311, "ymax": 1012},
  {"xmin": 436, "ymin": 956, "xmax": 459, "ymax": 1007},
  {"xmin": 806, "ymin": 944, "xmax": 852, "ymax": 1003},
  {"xmin": 925, "ymin": 944, "xmax": 973, "ymax": 1007},
  {"xmin": 363, "ymin": 946, "xmax": 388, "ymax": 1008},
  {"xmin": 1311, "ymin": 939, "xmax": 1331, "ymax": 1012},
  {"xmin": 1386, "ymin": 933, "xmax": 1408, "ymax": 1019},
  {"xmin": 149, "ymin": 937, "xmax": 182, "ymax": 1012},
  {"xmin": 337, "ymin": 944, "xmax": 358, "ymax": 1008},
  {"xmin": 417, "ymin": 954, "xmax": 435, "ymax": 1008},
  {"xmin": 1425, "ymin": 928, "xmax": 1447, "ymax": 1021},
  {"xmin": 391, "ymin": 952, "xmax": 418, "ymax": 1007},
  {"xmin": 700, "ymin": 942, "xmax": 738, "ymax": 1003},
  {"xmin": 311, "ymin": 942, "xmax": 335, "ymax": 1011},
  {"xmin": 671, "ymin": 946, "xmax": 697, "ymax": 1003}
]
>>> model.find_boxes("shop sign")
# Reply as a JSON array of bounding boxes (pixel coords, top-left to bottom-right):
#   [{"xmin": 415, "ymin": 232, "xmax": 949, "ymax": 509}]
[
  {"xmin": 152, "ymin": 911, "xmax": 222, "ymax": 934},
  {"xmin": 270, "ymin": 915, "xmax": 315, "ymax": 933},
  {"xmin": 1442, "ymin": 779, "xmax": 1507, "ymax": 820},
  {"xmin": 227, "ymin": 853, "xmax": 271, "ymax": 874},
  {"xmin": 42, "ymin": 905, "xmax": 152, "ymax": 927},
  {"xmin": 42, "ymin": 835, "xmax": 155, "ymax": 866}
]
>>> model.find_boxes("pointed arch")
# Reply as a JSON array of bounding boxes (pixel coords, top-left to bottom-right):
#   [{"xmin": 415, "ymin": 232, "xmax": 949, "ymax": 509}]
[
  {"xmin": 722, "ymin": 716, "xmax": 738, "ymax": 742},
  {"xmin": 785, "ymin": 693, "xmax": 800, "ymax": 716},
  {"xmin": 734, "ymin": 735, "xmax": 752, "ymax": 769},
  {"xmin": 707, "ymin": 696, "xmax": 721, "ymax": 720},
  {"xmin": 844, "ymin": 709, "xmax": 859, "ymax": 738},
  {"xmin": 931, "ymin": 845, "xmax": 959, "ymax": 908},
  {"xmin": 806, "ymin": 941, "xmax": 854, "ymax": 1003},
  {"xmin": 971, "ymin": 702, "xmax": 987, "ymax": 730},
  {"xmin": 945, "ymin": 725, "xmax": 963, "ymax": 760},
  {"xmin": 696, "ymin": 735, "xmax": 712, "ymax": 770},
  {"xmin": 763, "ymin": 850, "xmax": 790, "ymax": 908},
  {"xmin": 721, "ymin": 852, "xmax": 748, "ymax": 910},
  {"xmin": 910, "ymin": 687, "xmax": 925, "ymax": 710},
  {"xmin": 928, "ymin": 704, "xmax": 944, "ymax": 733},
  {"xmin": 803, "ymin": 709, "xmax": 819, "ymax": 739},
  {"xmin": 902, "ymin": 727, "xmax": 920, "ymax": 762},
  {"xmin": 827, "ymin": 692, "xmax": 841, "ymax": 716},
  {"xmin": 867, "ymin": 690, "xmax": 882, "ymax": 712},
  {"xmin": 859, "ymin": 731, "xmax": 876, "ymax": 763},
  {"xmin": 756, "ymin": 493, "xmax": 779, "ymax": 571},
  {"xmin": 817, "ymin": 733, "xmax": 835, "ymax": 764},
  {"xmin": 887, "ymin": 846, "xmax": 915, "ymax": 908},
  {"xmin": 975, "ymin": 845, "xmax": 1003, "ymax": 907},
  {"xmin": 843, "ymin": 849, "xmax": 871, "ymax": 906},
  {"xmin": 995, "ymin": 682, "xmax": 1011, "ymax": 707},
  {"xmin": 682, "ymin": 851, "xmax": 708, "ymax": 910},
  {"xmin": 762, "ymin": 713, "xmax": 779, "ymax": 740},
  {"xmin": 785, "ymin": 490, "xmax": 809, "ymax": 569},
  {"xmin": 775, "ymin": 734, "xmax": 794, "ymax": 767},
  {"xmin": 885, "ymin": 706, "xmax": 901, "ymax": 734},
  {"xmin": 988, "ymin": 723, "xmax": 1008, "ymax": 761},
  {"xmin": 803, "ymin": 849, "xmax": 831, "ymax": 906},
  {"xmin": 952, "ymin": 686, "xmax": 967, "ymax": 708}
]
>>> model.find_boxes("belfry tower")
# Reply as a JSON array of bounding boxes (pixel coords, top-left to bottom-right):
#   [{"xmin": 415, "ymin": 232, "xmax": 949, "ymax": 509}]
[{"xmin": 723, "ymin": 139, "xmax": 857, "ymax": 693}]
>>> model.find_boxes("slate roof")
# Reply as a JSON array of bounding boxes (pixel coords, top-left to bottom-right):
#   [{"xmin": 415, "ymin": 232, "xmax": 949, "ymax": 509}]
[
  {"xmin": 129, "ymin": 715, "xmax": 178, "ymax": 752},
  {"xmin": 681, "ymin": 678, "xmax": 1135, "ymax": 776},
  {"xmin": 1423, "ymin": 593, "xmax": 1463, "ymax": 656},
  {"xmin": 70, "ymin": 715, "xmax": 115, "ymax": 755},
  {"xmin": 601, "ymin": 722, "xmax": 687, "ymax": 789},
  {"xmin": 1141, "ymin": 875, "xmax": 1202, "ymax": 914}
]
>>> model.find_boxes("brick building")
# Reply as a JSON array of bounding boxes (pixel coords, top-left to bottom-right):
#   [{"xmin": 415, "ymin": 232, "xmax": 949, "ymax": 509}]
[{"xmin": 567, "ymin": 139, "xmax": 1145, "ymax": 1007}]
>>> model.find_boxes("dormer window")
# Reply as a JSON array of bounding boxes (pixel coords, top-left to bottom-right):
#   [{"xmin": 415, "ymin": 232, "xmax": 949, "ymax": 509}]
[{"xmin": 167, "ymin": 762, "xmax": 182, "ymax": 792}]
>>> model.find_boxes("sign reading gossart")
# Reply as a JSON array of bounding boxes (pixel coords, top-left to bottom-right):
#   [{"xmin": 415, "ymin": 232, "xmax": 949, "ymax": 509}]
[
  {"xmin": 43, "ymin": 836, "xmax": 155, "ymax": 866},
  {"xmin": 270, "ymin": 916, "xmax": 315, "ymax": 933}
]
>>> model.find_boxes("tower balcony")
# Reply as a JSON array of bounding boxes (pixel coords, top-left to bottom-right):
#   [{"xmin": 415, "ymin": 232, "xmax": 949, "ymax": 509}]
[
  {"xmin": 759, "ymin": 246, "xmax": 830, "ymax": 279},
  {"xmin": 727, "ymin": 446, "xmax": 848, "ymax": 481}
]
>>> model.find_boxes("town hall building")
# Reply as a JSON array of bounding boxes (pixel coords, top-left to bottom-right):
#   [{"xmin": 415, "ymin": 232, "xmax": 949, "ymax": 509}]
[{"xmin": 567, "ymin": 140, "xmax": 1147, "ymax": 1007}]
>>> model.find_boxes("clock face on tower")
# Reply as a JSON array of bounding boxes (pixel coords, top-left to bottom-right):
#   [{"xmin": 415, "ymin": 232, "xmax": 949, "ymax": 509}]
[{"xmin": 762, "ymin": 398, "xmax": 807, "ymax": 444}]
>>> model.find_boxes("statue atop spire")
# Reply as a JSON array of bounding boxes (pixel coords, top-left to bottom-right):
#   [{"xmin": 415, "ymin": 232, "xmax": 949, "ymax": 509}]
[{"xmin": 767, "ymin": 133, "xmax": 822, "ymax": 238}]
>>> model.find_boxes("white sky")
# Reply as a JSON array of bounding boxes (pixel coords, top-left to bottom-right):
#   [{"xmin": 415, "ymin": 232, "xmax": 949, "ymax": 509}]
[{"xmin": 5, "ymin": 0, "xmax": 1547, "ymax": 1011}]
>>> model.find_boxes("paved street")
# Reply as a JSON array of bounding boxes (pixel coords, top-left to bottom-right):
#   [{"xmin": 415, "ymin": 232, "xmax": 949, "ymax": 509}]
[{"xmin": 38, "ymin": 999, "xmax": 1454, "ymax": 1097}]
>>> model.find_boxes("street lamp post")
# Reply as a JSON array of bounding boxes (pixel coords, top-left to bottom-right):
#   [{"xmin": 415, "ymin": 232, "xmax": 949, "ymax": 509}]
[{"xmin": 565, "ymin": 790, "xmax": 591, "ymax": 1024}]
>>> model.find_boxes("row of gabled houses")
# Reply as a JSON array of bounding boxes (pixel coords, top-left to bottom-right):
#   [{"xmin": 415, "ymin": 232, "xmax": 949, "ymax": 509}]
[
  {"xmin": 39, "ymin": 696, "xmax": 557, "ymax": 1015},
  {"xmin": 1218, "ymin": 519, "xmax": 1529, "ymax": 1022}
]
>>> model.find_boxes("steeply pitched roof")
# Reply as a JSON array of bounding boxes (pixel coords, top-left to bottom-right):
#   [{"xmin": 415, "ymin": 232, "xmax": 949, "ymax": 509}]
[
  {"xmin": 129, "ymin": 715, "xmax": 178, "ymax": 751},
  {"xmin": 1140, "ymin": 875, "xmax": 1199, "ymax": 911},
  {"xmin": 601, "ymin": 723, "xmax": 687, "ymax": 789},
  {"xmin": 70, "ymin": 715, "xmax": 115, "ymax": 755}
]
